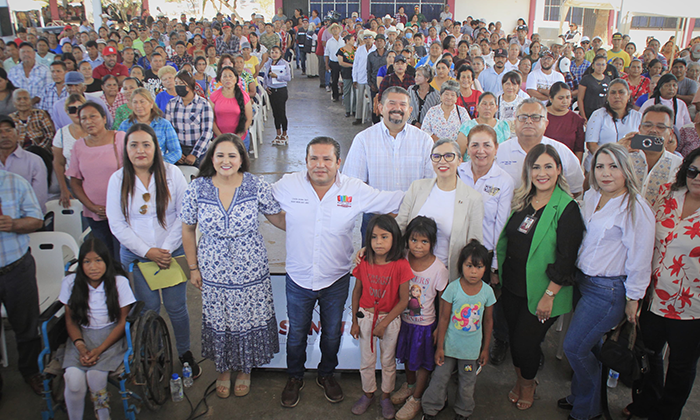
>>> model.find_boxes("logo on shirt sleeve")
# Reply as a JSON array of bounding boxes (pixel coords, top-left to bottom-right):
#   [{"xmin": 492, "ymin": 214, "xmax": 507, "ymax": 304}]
[{"xmin": 337, "ymin": 195, "xmax": 353, "ymax": 208}]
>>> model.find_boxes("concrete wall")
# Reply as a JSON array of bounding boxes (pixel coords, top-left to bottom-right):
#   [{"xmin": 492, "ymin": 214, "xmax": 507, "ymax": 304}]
[{"xmin": 453, "ymin": 0, "xmax": 530, "ymax": 35}]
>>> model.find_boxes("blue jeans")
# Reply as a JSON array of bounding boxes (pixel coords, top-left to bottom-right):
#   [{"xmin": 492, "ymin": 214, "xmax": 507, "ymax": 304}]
[
  {"xmin": 285, "ymin": 273, "xmax": 350, "ymax": 378},
  {"xmin": 120, "ymin": 245, "xmax": 191, "ymax": 357},
  {"xmin": 360, "ymin": 213, "xmax": 378, "ymax": 246},
  {"xmin": 563, "ymin": 272, "xmax": 627, "ymax": 420}
]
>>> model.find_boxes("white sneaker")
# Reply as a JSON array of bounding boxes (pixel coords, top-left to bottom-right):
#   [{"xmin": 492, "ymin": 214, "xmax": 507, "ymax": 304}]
[
  {"xmin": 326, "ymin": 86, "xmax": 331, "ymax": 92},
  {"xmin": 391, "ymin": 382, "xmax": 413, "ymax": 405},
  {"xmin": 396, "ymin": 396, "xmax": 422, "ymax": 420}
]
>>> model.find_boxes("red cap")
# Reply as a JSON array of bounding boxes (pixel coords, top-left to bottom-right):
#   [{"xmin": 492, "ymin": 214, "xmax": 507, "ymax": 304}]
[
  {"xmin": 102, "ymin": 46, "xmax": 118, "ymax": 56},
  {"xmin": 64, "ymin": 25, "xmax": 72, "ymax": 30},
  {"xmin": 223, "ymin": 24, "xmax": 231, "ymax": 29},
  {"xmin": 13, "ymin": 38, "xmax": 22, "ymax": 46}
]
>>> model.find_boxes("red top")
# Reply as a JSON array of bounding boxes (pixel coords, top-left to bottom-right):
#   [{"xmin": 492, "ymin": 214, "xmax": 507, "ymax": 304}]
[
  {"xmin": 457, "ymin": 89, "xmax": 482, "ymax": 119},
  {"xmin": 545, "ymin": 111, "xmax": 586, "ymax": 153},
  {"xmin": 93, "ymin": 63, "xmax": 129, "ymax": 80},
  {"xmin": 353, "ymin": 258, "xmax": 413, "ymax": 313}
]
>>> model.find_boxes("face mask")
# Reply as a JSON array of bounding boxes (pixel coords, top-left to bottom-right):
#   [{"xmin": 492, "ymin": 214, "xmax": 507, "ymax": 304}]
[{"xmin": 175, "ymin": 85, "xmax": 189, "ymax": 97}]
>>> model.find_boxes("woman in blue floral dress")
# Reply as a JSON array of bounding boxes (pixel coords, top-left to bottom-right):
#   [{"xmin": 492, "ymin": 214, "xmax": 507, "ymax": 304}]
[{"xmin": 181, "ymin": 134, "xmax": 286, "ymax": 398}]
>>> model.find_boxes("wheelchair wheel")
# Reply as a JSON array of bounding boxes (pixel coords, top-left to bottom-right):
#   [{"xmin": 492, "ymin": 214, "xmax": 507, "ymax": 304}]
[{"xmin": 133, "ymin": 310, "xmax": 173, "ymax": 411}]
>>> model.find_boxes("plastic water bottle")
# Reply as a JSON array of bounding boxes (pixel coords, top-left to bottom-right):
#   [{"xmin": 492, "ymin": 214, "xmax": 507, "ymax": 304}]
[
  {"xmin": 182, "ymin": 362, "xmax": 193, "ymax": 388},
  {"xmin": 170, "ymin": 373, "xmax": 184, "ymax": 402},
  {"xmin": 607, "ymin": 369, "xmax": 620, "ymax": 388}
]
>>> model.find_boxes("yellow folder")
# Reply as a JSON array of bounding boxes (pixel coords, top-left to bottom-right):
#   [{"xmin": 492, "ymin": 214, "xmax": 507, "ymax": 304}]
[{"xmin": 137, "ymin": 256, "xmax": 189, "ymax": 291}]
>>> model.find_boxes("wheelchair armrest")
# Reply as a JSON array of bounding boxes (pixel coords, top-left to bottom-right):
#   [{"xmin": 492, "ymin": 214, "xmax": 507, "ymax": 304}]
[
  {"xmin": 126, "ymin": 301, "xmax": 145, "ymax": 324},
  {"xmin": 64, "ymin": 258, "xmax": 79, "ymax": 273},
  {"xmin": 39, "ymin": 301, "xmax": 64, "ymax": 323}
]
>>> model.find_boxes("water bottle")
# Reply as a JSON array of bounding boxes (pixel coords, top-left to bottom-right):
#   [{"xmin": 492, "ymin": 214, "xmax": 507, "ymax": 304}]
[
  {"xmin": 182, "ymin": 362, "xmax": 193, "ymax": 388},
  {"xmin": 170, "ymin": 373, "xmax": 184, "ymax": 402},
  {"xmin": 607, "ymin": 369, "xmax": 620, "ymax": 388}
]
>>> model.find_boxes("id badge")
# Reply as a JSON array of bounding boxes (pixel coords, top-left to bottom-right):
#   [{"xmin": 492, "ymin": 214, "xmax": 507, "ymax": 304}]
[{"xmin": 518, "ymin": 214, "xmax": 537, "ymax": 234}]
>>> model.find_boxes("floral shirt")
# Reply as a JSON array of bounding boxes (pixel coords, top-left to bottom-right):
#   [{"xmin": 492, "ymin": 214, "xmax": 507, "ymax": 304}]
[
  {"xmin": 649, "ymin": 184, "xmax": 700, "ymax": 320},
  {"xmin": 421, "ymin": 104, "xmax": 469, "ymax": 140},
  {"xmin": 622, "ymin": 74, "xmax": 651, "ymax": 106}
]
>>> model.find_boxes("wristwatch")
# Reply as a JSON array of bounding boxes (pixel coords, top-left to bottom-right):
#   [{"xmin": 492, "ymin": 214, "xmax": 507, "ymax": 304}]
[{"xmin": 544, "ymin": 289, "xmax": 556, "ymax": 298}]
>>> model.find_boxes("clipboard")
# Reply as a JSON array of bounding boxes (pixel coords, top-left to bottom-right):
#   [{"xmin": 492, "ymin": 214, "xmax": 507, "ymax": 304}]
[{"xmin": 136, "ymin": 256, "xmax": 189, "ymax": 291}]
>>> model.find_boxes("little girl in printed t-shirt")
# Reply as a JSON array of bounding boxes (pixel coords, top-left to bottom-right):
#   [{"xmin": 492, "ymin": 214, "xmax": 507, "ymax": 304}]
[
  {"xmin": 351, "ymin": 215, "xmax": 413, "ymax": 419},
  {"xmin": 391, "ymin": 217, "xmax": 449, "ymax": 420},
  {"xmin": 421, "ymin": 240, "xmax": 496, "ymax": 420},
  {"xmin": 59, "ymin": 238, "xmax": 136, "ymax": 420}
]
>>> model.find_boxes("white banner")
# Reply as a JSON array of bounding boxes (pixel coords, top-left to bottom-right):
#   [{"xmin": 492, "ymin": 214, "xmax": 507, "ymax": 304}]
[{"xmin": 262, "ymin": 274, "xmax": 403, "ymax": 370}]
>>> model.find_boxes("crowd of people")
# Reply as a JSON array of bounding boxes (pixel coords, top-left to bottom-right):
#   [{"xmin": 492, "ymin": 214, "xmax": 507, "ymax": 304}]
[{"xmin": 1, "ymin": 7, "xmax": 700, "ymax": 420}]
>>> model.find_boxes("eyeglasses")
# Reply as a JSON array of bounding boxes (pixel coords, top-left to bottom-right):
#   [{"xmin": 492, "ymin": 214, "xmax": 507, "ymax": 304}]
[
  {"xmin": 640, "ymin": 122, "xmax": 672, "ymax": 131},
  {"xmin": 67, "ymin": 106, "xmax": 79, "ymax": 115},
  {"xmin": 430, "ymin": 152, "xmax": 457, "ymax": 162},
  {"xmin": 139, "ymin": 193, "xmax": 151, "ymax": 215},
  {"xmin": 688, "ymin": 167, "xmax": 700, "ymax": 180},
  {"xmin": 516, "ymin": 114, "xmax": 545, "ymax": 122}
]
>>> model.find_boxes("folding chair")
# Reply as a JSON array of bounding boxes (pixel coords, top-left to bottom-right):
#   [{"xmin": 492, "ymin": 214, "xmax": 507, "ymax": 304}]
[{"xmin": 178, "ymin": 166, "xmax": 199, "ymax": 184}]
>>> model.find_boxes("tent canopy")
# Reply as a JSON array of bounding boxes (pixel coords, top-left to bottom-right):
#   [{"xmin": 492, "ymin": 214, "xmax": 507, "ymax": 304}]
[{"xmin": 8, "ymin": 0, "xmax": 46, "ymax": 12}]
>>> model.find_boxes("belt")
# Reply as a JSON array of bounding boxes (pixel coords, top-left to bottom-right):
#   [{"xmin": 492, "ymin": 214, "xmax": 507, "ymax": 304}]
[{"xmin": 0, "ymin": 250, "xmax": 29, "ymax": 276}]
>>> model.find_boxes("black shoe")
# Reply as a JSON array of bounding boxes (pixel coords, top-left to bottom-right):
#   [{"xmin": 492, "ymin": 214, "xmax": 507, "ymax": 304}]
[
  {"xmin": 281, "ymin": 377, "xmax": 305, "ymax": 407},
  {"xmin": 320, "ymin": 85, "xmax": 326, "ymax": 88},
  {"xmin": 24, "ymin": 373, "xmax": 43, "ymax": 396},
  {"xmin": 489, "ymin": 338, "xmax": 509, "ymax": 366},
  {"xmin": 316, "ymin": 375, "xmax": 344, "ymax": 403},
  {"xmin": 539, "ymin": 350, "xmax": 545, "ymax": 371},
  {"xmin": 179, "ymin": 351, "xmax": 202, "ymax": 379},
  {"xmin": 352, "ymin": 119, "xmax": 363, "ymax": 125},
  {"xmin": 345, "ymin": 112, "xmax": 352, "ymax": 117},
  {"xmin": 558, "ymin": 397, "xmax": 574, "ymax": 410},
  {"xmin": 332, "ymin": 98, "xmax": 340, "ymax": 102}
]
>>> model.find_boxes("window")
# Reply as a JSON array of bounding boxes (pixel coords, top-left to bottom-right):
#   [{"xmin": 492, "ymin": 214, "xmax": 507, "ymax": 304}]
[
  {"xmin": 543, "ymin": 0, "xmax": 584, "ymax": 24},
  {"xmin": 309, "ymin": 0, "xmax": 360, "ymax": 19},
  {"xmin": 631, "ymin": 16, "xmax": 679, "ymax": 29},
  {"xmin": 369, "ymin": 0, "xmax": 446, "ymax": 22}
]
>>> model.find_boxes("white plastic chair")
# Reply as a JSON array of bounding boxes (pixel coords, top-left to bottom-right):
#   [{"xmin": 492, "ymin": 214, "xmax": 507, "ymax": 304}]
[
  {"xmin": 288, "ymin": 62, "xmax": 294, "ymax": 79},
  {"xmin": 29, "ymin": 232, "xmax": 80, "ymax": 312},
  {"xmin": 362, "ymin": 89, "xmax": 372, "ymax": 124},
  {"xmin": 45, "ymin": 199, "xmax": 84, "ymax": 244},
  {"xmin": 248, "ymin": 105, "xmax": 260, "ymax": 159},
  {"xmin": 178, "ymin": 166, "xmax": 199, "ymax": 184}
]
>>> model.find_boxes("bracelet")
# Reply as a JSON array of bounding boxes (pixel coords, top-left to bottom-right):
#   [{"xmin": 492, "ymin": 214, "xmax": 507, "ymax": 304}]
[
  {"xmin": 626, "ymin": 296, "xmax": 638, "ymax": 302},
  {"xmin": 74, "ymin": 338, "xmax": 85, "ymax": 346},
  {"xmin": 188, "ymin": 263, "xmax": 198, "ymax": 270}
]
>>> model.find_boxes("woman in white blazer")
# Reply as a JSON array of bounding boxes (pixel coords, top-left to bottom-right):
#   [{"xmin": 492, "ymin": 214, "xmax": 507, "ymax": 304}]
[{"xmin": 396, "ymin": 138, "xmax": 484, "ymax": 280}]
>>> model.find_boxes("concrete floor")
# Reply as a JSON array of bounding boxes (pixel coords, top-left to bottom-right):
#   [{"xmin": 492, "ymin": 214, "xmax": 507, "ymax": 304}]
[{"xmin": 2, "ymin": 71, "xmax": 700, "ymax": 420}]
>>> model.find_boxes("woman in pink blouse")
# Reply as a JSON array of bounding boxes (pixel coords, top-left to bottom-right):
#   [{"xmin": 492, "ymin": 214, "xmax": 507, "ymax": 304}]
[
  {"xmin": 625, "ymin": 148, "xmax": 700, "ymax": 420},
  {"xmin": 66, "ymin": 102, "xmax": 125, "ymax": 260},
  {"xmin": 210, "ymin": 66, "xmax": 252, "ymax": 149}
]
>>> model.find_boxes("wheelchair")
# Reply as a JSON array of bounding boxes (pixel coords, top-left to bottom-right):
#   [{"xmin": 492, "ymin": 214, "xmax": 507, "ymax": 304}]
[{"xmin": 37, "ymin": 299, "xmax": 174, "ymax": 419}]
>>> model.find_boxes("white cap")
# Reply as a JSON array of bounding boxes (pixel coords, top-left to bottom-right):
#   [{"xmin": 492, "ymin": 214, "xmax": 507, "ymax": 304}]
[
  {"xmin": 580, "ymin": 35, "xmax": 590, "ymax": 42},
  {"xmin": 386, "ymin": 26, "xmax": 398, "ymax": 34},
  {"xmin": 384, "ymin": 14, "xmax": 392, "ymax": 20},
  {"xmin": 692, "ymin": 43, "xmax": 700, "ymax": 59},
  {"xmin": 396, "ymin": 23, "xmax": 405, "ymax": 31},
  {"xmin": 559, "ymin": 57, "xmax": 571, "ymax": 73}
]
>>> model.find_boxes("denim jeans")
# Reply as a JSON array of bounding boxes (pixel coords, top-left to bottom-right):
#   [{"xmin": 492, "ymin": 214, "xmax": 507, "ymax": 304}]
[
  {"xmin": 360, "ymin": 213, "xmax": 378, "ymax": 246},
  {"xmin": 120, "ymin": 245, "xmax": 191, "ymax": 357},
  {"xmin": 285, "ymin": 273, "xmax": 350, "ymax": 379},
  {"xmin": 563, "ymin": 272, "xmax": 627, "ymax": 420}
]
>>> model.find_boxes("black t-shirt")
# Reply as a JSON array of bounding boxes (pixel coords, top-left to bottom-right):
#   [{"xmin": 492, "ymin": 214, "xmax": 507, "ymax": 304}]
[
  {"xmin": 502, "ymin": 200, "xmax": 584, "ymax": 297},
  {"xmin": 85, "ymin": 78, "xmax": 102, "ymax": 93},
  {"xmin": 579, "ymin": 74, "xmax": 611, "ymax": 118}
]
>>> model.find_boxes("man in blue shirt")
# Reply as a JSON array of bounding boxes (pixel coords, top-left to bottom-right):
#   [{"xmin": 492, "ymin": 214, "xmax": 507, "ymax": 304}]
[
  {"xmin": 0, "ymin": 169, "xmax": 44, "ymax": 398},
  {"xmin": 479, "ymin": 48, "xmax": 508, "ymax": 95}
]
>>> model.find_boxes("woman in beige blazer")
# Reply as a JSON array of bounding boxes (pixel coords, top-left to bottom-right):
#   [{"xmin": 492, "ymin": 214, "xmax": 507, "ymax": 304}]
[{"xmin": 396, "ymin": 138, "xmax": 484, "ymax": 280}]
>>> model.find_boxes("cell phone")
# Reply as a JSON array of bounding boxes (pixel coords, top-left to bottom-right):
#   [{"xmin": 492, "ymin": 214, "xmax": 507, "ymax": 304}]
[{"xmin": 630, "ymin": 134, "xmax": 664, "ymax": 152}]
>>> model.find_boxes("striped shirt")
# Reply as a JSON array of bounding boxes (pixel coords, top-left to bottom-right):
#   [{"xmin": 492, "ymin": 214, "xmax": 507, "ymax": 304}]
[
  {"xmin": 118, "ymin": 117, "xmax": 182, "ymax": 164},
  {"xmin": 164, "ymin": 95, "xmax": 214, "ymax": 159},
  {"xmin": 8, "ymin": 62, "xmax": 52, "ymax": 100},
  {"xmin": 570, "ymin": 59, "xmax": 590, "ymax": 84},
  {"xmin": 0, "ymin": 170, "xmax": 43, "ymax": 267}
]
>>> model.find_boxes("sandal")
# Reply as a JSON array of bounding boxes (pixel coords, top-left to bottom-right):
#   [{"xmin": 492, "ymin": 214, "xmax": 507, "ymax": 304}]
[
  {"xmin": 508, "ymin": 386, "xmax": 520, "ymax": 404},
  {"xmin": 280, "ymin": 134, "xmax": 289, "ymax": 145},
  {"xmin": 216, "ymin": 380, "xmax": 231, "ymax": 399},
  {"xmin": 234, "ymin": 373, "xmax": 251, "ymax": 397},
  {"xmin": 272, "ymin": 135, "xmax": 283, "ymax": 146},
  {"xmin": 516, "ymin": 380, "xmax": 538, "ymax": 411}
]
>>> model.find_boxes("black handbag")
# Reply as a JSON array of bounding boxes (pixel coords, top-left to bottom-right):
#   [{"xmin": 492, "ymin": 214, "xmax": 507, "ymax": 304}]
[{"xmin": 598, "ymin": 318, "xmax": 649, "ymax": 381}]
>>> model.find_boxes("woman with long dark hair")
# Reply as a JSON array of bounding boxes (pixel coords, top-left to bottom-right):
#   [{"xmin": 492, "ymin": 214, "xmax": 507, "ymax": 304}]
[
  {"xmin": 59, "ymin": 237, "xmax": 136, "ymax": 420},
  {"xmin": 545, "ymin": 82, "xmax": 585, "ymax": 161},
  {"xmin": 210, "ymin": 66, "xmax": 252, "ymax": 150},
  {"xmin": 264, "ymin": 45, "xmax": 292, "ymax": 145},
  {"xmin": 639, "ymin": 73, "xmax": 692, "ymax": 129},
  {"xmin": 105, "ymin": 123, "xmax": 201, "ymax": 381},
  {"xmin": 67, "ymin": 102, "xmax": 125, "ymax": 260},
  {"xmin": 496, "ymin": 144, "xmax": 584, "ymax": 411},
  {"xmin": 625, "ymin": 148, "xmax": 700, "ymax": 420},
  {"xmin": 578, "ymin": 55, "xmax": 611, "ymax": 121},
  {"xmin": 181, "ymin": 134, "xmax": 285, "ymax": 399}
]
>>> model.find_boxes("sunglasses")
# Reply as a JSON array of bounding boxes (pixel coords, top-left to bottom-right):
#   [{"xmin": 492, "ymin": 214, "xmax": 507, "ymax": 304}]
[
  {"xmin": 688, "ymin": 167, "xmax": 700, "ymax": 180},
  {"xmin": 139, "ymin": 193, "xmax": 151, "ymax": 215},
  {"xmin": 67, "ymin": 106, "xmax": 79, "ymax": 115}
]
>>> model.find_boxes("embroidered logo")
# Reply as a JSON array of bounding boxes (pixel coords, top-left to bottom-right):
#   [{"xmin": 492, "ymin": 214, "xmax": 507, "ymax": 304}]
[
  {"xmin": 484, "ymin": 185, "xmax": 501, "ymax": 196},
  {"xmin": 337, "ymin": 195, "xmax": 352, "ymax": 208}
]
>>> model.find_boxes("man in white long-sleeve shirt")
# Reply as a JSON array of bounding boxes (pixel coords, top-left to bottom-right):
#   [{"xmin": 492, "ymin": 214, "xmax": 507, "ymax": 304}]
[
  {"xmin": 496, "ymin": 98, "xmax": 585, "ymax": 194},
  {"xmin": 352, "ymin": 31, "xmax": 376, "ymax": 126}
]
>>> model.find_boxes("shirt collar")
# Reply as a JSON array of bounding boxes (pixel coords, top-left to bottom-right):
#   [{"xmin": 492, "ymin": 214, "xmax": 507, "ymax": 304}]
[
  {"xmin": 304, "ymin": 169, "xmax": 343, "ymax": 188},
  {"xmin": 380, "ymin": 120, "xmax": 410, "ymax": 139}
]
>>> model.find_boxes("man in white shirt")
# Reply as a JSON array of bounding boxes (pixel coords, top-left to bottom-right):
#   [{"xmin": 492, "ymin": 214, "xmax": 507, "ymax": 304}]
[
  {"xmin": 479, "ymin": 48, "xmax": 508, "ymax": 95},
  {"xmin": 619, "ymin": 104, "xmax": 683, "ymax": 204},
  {"xmin": 510, "ymin": 25, "xmax": 531, "ymax": 56},
  {"xmin": 324, "ymin": 23, "xmax": 343, "ymax": 102},
  {"xmin": 497, "ymin": 98, "xmax": 585, "ymax": 193},
  {"xmin": 343, "ymin": 86, "xmax": 435, "ymax": 238},
  {"xmin": 526, "ymin": 51, "xmax": 565, "ymax": 105},
  {"xmin": 273, "ymin": 137, "xmax": 404, "ymax": 409},
  {"xmin": 352, "ymin": 31, "xmax": 377, "ymax": 126}
]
